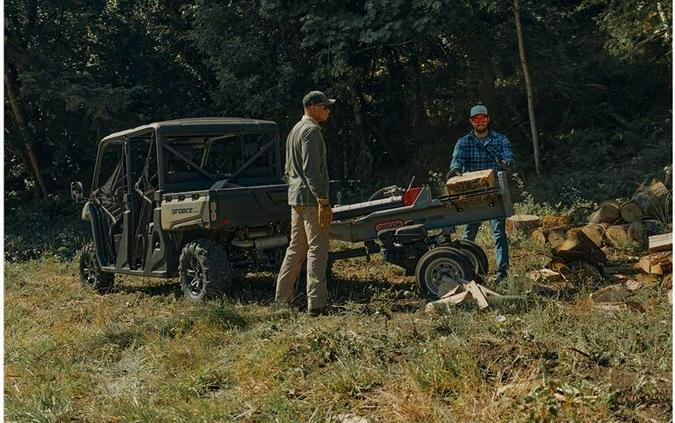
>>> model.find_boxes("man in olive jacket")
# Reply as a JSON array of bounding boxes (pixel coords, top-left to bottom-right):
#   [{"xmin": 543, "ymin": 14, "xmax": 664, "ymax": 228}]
[{"xmin": 275, "ymin": 90, "xmax": 335, "ymax": 315}]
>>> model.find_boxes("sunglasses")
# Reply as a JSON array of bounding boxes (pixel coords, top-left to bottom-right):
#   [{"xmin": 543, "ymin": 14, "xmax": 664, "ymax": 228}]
[{"xmin": 470, "ymin": 115, "xmax": 489, "ymax": 125}]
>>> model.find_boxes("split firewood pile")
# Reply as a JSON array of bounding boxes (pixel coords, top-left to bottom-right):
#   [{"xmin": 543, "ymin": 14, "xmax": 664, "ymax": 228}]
[
  {"xmin": 512, "ymin": 179, "xmax": 672, "ymax": 302},
  {"xmin": 426, "ymin": 171, "xmax": 671, "ymax": 313}
]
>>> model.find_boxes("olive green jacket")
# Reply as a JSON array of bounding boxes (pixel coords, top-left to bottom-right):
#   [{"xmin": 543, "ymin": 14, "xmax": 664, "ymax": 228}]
[{"xmin": 283, "ymin": 115, "xmax": 329, "ymax": 206}]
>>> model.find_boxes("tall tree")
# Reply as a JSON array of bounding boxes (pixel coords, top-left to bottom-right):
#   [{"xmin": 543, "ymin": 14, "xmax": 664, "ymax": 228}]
[{"xmin": 513, "ymin": 0, "xmax": 542, "ymax": 175}]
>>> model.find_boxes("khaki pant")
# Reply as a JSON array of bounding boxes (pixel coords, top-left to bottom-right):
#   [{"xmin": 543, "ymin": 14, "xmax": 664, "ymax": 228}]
[{"xmin": 275, "ymin": 206, "xmax": 329, "ymax": 310}]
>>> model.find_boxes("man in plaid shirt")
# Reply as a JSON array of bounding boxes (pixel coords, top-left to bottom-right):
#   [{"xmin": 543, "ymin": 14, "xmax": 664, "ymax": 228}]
[{"xmin": 448, "ymin": 104, "xmax": 515, "ymax": 281}]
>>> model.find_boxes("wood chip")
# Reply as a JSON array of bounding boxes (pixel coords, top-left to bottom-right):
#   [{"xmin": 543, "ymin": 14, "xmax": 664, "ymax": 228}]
[{"xmin": 648, "ymin": 233, "xmax": 672, "ymax": 253}]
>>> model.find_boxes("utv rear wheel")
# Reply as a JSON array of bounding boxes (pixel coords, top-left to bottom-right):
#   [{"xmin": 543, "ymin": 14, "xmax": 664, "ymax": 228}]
[
  {"xmin": 415, "ymin": 247, "xmax": 475, "ymax": 299},
  {"xmin": 79, "ymin": 242, "xmax": 114, "ymax": 293},
  {"xmin": 179, "ymin": 240, "xmax": 232, "ymax": 302}
]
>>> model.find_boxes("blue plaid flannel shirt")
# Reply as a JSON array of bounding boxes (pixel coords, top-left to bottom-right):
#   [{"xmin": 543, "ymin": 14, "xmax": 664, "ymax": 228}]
[{"xmin": 450, "ymin": 130, "xmax": 515, "ymax": 173}]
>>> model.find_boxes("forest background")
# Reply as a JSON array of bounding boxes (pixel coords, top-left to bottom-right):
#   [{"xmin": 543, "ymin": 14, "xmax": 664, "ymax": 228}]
[{"xmin": 4, "ymin": 0, "xmax": 673, "ymax": 259}]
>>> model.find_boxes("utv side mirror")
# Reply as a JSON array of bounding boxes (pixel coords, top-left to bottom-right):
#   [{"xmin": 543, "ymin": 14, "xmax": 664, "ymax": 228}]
[{"xmin": 71, "ymin": 181, "xmax": 84, "ymax": 201}]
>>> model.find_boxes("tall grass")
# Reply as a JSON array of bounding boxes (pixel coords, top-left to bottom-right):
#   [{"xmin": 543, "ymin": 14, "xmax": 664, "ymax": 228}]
[{"xmin": 4, "ymin": 251, "xmax": 671, "ymax": 422}]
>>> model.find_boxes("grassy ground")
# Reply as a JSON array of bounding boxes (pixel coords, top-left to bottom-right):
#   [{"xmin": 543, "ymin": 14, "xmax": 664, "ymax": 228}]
[{"xmin": 5, "ymin": 226, "xmax": 672, "ymax": 422}]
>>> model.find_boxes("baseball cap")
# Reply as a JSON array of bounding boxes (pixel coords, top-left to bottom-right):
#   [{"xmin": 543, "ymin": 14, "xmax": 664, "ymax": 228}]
[
  {"xmin": 303, "ymin": 91, "xmax": 336, "ymax": 107},
  {"xmin": 470, "ymin": 104, "xmax": 488, "ymax": 117}
]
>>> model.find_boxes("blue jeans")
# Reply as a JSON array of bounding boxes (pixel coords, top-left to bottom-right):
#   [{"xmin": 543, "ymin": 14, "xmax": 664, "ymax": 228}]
[{"xmin": 463, "ymin": 218, "xmax": 509, "ymax": 275}]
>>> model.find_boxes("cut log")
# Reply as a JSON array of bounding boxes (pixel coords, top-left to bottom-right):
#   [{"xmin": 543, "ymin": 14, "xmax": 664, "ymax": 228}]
[
  {"xmin": 627, "ymin": 221, "xmax": 645, "ymax": 244},
  {"xmin": 532, "ymin": 227, "xmax": 567, "ymax": 248},
  {"xmin": 547, "ymin": 228, "xmax": 567, "ymax": 249},
  {"xmin": 446, "ymin": 169, "xmax": 496, "ymax": 195},
  {"xmin": 650, "ymin": 181, "xmax": 669, "ymax": 199},
  {"xmin": 598, "ymin": 222, "xmax": 612, "ymax": 231},
  {"xmin": 648, "ymin": 233, "xmax": 672, "ymax": 253},
  {"xmin": 554, "ymin": 228, "xmax": 607, "ymax": 265},
  {"xmin": 589, "ymin": 201, "xmax": 620, "ymax": 224},
  {"xmin": 606, "ymin": 223, "xmax": 646, "ymax": 246},
  {"xmin": 620, "ymin": 200, "xmax": 643, "ymax": 223},
  {"xmin": 635, "ymin": 251, "xmax": 672, "ymax": 275},
  {"xmin": 541, "ymin": 214, "xmax": 571, "ymax": 228},
  {"xmin": 506, "ymin": 214, "xmax": 541, "ymax": 234},
  {"xmin": 581, "ymin": 224, "xmax": 605, "ymax": 247},
  {"xmin": 633, "ymin": 181, "xmax": 670, "ymax": 220},
  {"xmin": 605, "ymin": 225, "xmax": 629, "ymax": 246}
]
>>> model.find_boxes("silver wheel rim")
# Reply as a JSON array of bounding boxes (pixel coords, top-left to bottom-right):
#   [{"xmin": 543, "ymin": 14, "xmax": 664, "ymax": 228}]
[
  {"xmin": 185, "ymin": 257, "xmax": 205, "ymax": 297},
  {"xmin": 82, "ymin": 255, "xmax": 97, "ymax": 287},
  {"xmin": 423, "ymin": 256, "xmax": 466, "ymax": 296}
]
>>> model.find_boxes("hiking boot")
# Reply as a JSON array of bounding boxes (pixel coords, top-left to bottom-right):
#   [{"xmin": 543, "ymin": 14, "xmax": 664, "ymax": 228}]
[{"xmin": 308, "ymin": 307, "xmax": 332, "ymax": 317}]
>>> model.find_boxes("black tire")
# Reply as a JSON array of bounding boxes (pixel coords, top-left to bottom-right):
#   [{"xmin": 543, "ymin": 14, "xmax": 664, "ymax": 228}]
[
  {"xmin": 79, "ymin": 242, "xmax": 115, "ymax": 293},
  {"xmin": 415, "ymin": 247, "xmax": 475, "ymax": 299},
  {"xmin": 456, "ymin": 239, "xmax": 489, "ymax": 276},
  {"xmin": 178, "ymin": 240, "xmax": 232, "ymax": 302}
]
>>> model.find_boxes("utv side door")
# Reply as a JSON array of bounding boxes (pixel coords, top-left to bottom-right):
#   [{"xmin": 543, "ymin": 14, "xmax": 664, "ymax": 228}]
[{"xmin": 88, "ymin": 140, "xmax": 127, "ymax": 266}]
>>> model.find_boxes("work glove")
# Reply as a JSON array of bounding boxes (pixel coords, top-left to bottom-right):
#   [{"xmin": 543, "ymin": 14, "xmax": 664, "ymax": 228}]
[
  {"xmin": 445, "ymin": 168, "xmax": 462, "ymax": 181},
  {"xmin": 318, "ymin": 200, "xmax": 333, "ymax": 230}
]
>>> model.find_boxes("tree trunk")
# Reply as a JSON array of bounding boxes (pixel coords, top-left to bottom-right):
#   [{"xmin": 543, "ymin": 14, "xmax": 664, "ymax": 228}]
[
  {"xmin": 348, "ymin": 82, "xmax": 373, "ymax": 180},
  {"xmin": 476, "ymin": 49, "xmax": 497, "ymax": 116},
  {"xmin": 4, "ymin": 67, "xmax": 48, "ymax": 197},
  {"xmin": 513, "ymin": 0, "xmax": 542, "ymax": 175}
]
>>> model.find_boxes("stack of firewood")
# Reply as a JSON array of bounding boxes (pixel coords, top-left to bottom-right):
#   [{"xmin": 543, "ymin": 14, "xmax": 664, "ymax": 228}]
[
  {"xmin": 511, "ymin": 179, "xmax": 672, "ymax": 295},
  {"xmin": 582, "ymin": 180, "xmax": 670, "ymax": 248},
  {"xmin": 519, "ymin": 179, "xmax": 671, "ymax": 251}
]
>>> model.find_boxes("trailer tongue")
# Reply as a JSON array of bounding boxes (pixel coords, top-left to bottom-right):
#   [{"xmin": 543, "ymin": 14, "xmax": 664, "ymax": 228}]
[{"xmin": 328, "ymin": 171, "xmax": 513, "ymax": 299}]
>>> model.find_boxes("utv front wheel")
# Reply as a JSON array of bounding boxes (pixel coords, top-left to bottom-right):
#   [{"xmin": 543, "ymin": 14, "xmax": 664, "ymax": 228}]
[
  {"xmin": 80, "ymin": 242, "xmax": 115, "ymax": 293},
  {"xmin": 179, "ymin": 240, "xmax": 232, "ymax": 302}
]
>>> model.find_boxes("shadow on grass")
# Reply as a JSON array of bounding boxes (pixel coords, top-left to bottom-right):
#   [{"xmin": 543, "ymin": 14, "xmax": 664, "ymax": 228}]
[
  {"xmin": 115, "ymin": 281, "xmax": 183, "ymax": 298},
  {"xmin": 112, "ymin": 271, "xmax": 418, "ymax": 312}
]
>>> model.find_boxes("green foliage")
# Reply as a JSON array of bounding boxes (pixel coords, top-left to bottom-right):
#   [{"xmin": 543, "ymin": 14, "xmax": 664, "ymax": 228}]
[
  {"xmin": 4, "ymin": 0, "xmax": 672, "ymax": 259},
  {"xmin": 5, "ymin": 0, "xmax": 672, "ymax": 201},
  {"xmin": 4, "ymin": 192, "xmax": 88, "ymax": 262}
]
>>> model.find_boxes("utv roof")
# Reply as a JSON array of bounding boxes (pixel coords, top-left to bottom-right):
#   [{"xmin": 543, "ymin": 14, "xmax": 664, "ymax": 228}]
[{"xmin": 100, "ymin": 117, "xmax": 279, "ymax": 143}]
